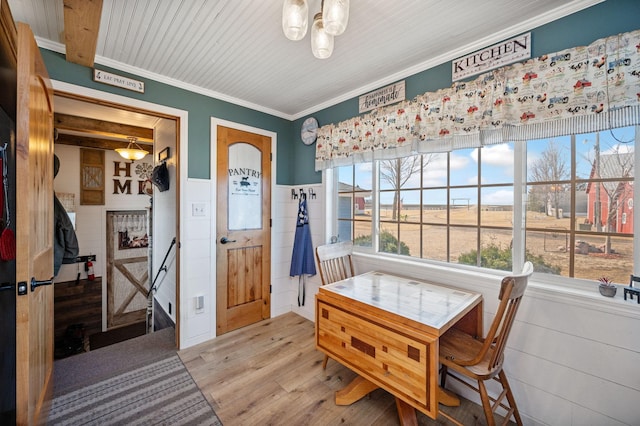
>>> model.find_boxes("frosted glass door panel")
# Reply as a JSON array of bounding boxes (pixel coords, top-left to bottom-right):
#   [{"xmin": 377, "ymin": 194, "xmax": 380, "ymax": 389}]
[{"xmin": 228, "ymin": 143, "xmax": 262, "ymax": 230}]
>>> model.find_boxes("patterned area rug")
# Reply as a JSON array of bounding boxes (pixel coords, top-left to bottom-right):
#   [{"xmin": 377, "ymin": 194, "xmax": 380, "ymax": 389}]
[{"xmin": 47, "ymin": 355, "xmax": 222, "ymax": 425}]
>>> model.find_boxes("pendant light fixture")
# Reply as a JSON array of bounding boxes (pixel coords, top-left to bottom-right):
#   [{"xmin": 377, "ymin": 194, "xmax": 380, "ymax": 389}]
[
  {"xmin": 282, "ymin": 0, "xmax": 308, "ymax": 41},
  {"xmin": 322, "ymin": 0, "xmax": 349, "ymax": 36},
  {"xmin": 282, "ymin": 0, "xmax": 349, "ymax": 59},
  {"xmin": 115, "ymin": 136, "xmax": 148, "ymax": 161},
  {"xmin": 311, "ymin": 12, "xmax": 334, "ymax": 59}
]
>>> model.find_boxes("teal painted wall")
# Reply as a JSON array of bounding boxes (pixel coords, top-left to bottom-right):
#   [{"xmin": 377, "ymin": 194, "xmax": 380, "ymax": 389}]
[
  {"xmin": 293, "ymin": 0, "xmax": 640, "ymax": 184},
  {"xmin": 41, "ymin": 49, "xmax": 295, "ymax": 183}
]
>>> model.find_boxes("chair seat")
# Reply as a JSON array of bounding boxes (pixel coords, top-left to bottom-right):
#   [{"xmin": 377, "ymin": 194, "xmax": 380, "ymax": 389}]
[{"xmin": 439, "ymin": 328, "xmax": 504, "ymax": 380}]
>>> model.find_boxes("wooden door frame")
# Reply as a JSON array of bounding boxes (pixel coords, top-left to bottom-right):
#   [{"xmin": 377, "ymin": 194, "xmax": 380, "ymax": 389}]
[
  {"xmin": 210, "ymin": 118, "xmax": 277, "ymax": 337},
  {"xmin": 50, "ymin": 80, "xmax": 188, "ymax": 349}
]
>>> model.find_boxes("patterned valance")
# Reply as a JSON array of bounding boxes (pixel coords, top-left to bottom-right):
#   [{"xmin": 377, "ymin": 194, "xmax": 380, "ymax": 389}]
[{"xmin": 315, "ymin": 29, "xmax": 640, "ymax": 171}]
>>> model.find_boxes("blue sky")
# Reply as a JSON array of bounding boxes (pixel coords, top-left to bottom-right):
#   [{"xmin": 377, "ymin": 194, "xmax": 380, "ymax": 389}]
[{"xmin": 339, "ymin": 126, "xmax": 635, "ymax": 206}]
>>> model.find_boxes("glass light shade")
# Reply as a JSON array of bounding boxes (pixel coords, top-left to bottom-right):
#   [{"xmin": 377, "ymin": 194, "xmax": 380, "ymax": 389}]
[
  {"xmin": 116, "ymin": 138, "xmax": 148, "ymax": 161},
  {"xmin": 311, "ymin": 13, "xmax": 334, "ymax": 59},
  {"xmin": 322, "ymin": 0, "xmax": 349, "ymax": 36},
  {"xmin": 282, "ymin": 0, "xmax": 308, "ymax": 41}
]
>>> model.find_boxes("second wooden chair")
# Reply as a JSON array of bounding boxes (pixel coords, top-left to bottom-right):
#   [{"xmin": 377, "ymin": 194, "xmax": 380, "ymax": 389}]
[
  {"xmin": 439, "ymin": 261, "xmax": 534, "ymax": 426},
  {"xmin": 315, "ymin": 240, "xmax": 355, "ymax": 369}
]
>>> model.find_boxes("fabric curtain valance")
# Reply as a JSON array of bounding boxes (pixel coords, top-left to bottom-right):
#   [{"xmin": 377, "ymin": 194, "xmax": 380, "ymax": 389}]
[{"xmin": 315, "ymin": 29, "xmax": 640, "ymax": 171}]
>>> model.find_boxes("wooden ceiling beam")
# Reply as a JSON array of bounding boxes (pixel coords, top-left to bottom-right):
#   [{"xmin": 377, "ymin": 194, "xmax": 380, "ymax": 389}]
[
  {"xmin": 55, "ymin": 133, "xmax": 152, "ymax": 151},
  {"xmin": 54, "ymin": 113, "xmax": 154, "ymax": 143},
  {"xmin": 63, "ymin": 0, "xmax": 103, "ymax": 67}
]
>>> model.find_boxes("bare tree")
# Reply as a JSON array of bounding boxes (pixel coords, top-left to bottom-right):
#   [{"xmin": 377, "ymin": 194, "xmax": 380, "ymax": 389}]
[
  {"xmin": 528, "ymin": 140, "xmax": 569, "ymax": 219},
  {"xmin": 380, "ymin": 155, "xmax": 426, "ymax": 220}
]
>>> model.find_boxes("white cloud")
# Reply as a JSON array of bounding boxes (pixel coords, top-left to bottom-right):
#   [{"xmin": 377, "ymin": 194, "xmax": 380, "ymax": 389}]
[
  {"xmin": 484, "ymin": 189, "xmax": 514, "ymax": 204},
  {"xmin": 450, "ymin": 152, "xmax": 470, "ymax": 170},
  {"xmin": 482, "ymin": 144, "xmax": 514, "ymax": 167}
]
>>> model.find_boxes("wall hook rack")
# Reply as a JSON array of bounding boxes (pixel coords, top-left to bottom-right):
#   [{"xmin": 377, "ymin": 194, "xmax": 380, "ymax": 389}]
[{"xmin": 291, "ymin": 187, "xmax": 318, "ymax": 200}]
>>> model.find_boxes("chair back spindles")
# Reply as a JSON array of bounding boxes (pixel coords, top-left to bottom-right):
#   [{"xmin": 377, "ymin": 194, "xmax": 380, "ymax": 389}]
[{"xmin": 316, "ymin": 241, "xmax": 355, "ymax": 286}]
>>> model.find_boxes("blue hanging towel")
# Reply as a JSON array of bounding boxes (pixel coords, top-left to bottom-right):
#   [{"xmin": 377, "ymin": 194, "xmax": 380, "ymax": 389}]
[{"xmin": 290, "ymin": 197, "xmax": 316, "ymax": 305}]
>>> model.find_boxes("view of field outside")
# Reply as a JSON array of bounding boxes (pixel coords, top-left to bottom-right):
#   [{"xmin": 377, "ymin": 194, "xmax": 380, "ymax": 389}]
[{"xmin": 338, "ymin": 126, "xmax": 635, "ymax": 284}]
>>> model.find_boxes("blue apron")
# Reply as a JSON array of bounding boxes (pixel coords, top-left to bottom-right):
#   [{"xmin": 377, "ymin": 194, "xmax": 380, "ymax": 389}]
[{"xmin": 290, "ymin": 197, "xmax": 316, "ymax": 305}]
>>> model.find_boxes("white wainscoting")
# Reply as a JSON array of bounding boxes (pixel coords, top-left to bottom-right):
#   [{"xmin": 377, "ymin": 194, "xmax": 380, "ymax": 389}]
[
  {"xmin": 181, "ymin": 178, "xmax": 215, "ymax": 348},
  {"xmin": 272, "ymin": 184, "xmax": 325, "ymax": 322},
  {"xmin": 180, "ymin": 183, "xmax": 324, "ymax": 348}
]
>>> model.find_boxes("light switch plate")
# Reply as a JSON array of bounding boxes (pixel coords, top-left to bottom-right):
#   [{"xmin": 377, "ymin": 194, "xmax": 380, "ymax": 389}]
[{"xmin": 192, "ymin": 203, "xmax": 206, "ymax": 216}]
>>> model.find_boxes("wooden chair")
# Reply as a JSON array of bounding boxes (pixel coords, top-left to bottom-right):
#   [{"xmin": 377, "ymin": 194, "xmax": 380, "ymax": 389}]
[
  {"xmin": 439, "ymin": 261, "xmax": 534, "ymax": 426},
  {"xmin": 315, "ymin": 240, "xmax": 355, "ymax": 369}
]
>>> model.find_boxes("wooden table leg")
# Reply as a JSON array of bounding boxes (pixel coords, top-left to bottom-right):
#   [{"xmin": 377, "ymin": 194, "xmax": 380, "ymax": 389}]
[
  {"xmin": 335, "ymin": 375, "xmax": 380, "ymax": 405},
  {"xmin": 438, "ymin": 386, "xmax": 461, "ymax": 407},
  {"xmin": 395, "ymin": 398, "xmax": 418, "ymax": 426}
]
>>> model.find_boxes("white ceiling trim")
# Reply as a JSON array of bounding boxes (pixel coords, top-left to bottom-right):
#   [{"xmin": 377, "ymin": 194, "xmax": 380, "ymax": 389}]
[{"xmin": 37, "ymin": 0, "xmax": 603, "ymax": 122}]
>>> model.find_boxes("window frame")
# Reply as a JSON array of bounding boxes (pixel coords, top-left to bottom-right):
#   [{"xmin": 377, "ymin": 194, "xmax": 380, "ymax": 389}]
[{"xmin": 329, "ymin": 126, "xmax": 639, "ymax": 288}]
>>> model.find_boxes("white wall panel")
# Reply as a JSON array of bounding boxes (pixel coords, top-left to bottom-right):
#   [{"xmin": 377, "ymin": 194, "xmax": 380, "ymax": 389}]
[{"xmin": 181, "ymin": 178, "xmax": 214, "ymax": 347}]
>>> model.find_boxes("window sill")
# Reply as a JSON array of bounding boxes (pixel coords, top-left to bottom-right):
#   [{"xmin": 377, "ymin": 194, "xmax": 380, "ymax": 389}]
[{"xmin": 352, "ymin": 251, "xmax": 640, "ymax": 320}]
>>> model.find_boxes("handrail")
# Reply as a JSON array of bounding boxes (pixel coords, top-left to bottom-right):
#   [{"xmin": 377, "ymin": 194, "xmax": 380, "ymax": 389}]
[{"xmin": 147, "ymin": 237, "xmax": 176, "ymax": 298}]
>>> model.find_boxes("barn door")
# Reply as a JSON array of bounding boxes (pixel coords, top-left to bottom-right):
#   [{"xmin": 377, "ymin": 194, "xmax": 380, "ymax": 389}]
[{"xmin": 106, "ymin": 210, "xmax": 150, "ymax": 329}]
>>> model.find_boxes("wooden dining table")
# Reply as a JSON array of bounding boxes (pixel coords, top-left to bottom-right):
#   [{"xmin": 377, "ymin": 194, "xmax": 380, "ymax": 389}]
[{"xmin": 315, "ymin": 271, "xmax": 483, "ymax": 425}]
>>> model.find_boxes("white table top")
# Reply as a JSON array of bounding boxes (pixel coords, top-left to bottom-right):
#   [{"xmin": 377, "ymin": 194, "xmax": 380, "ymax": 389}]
[{"xmin": 320, "ymin": 271, "xmax": 482, "ymax": 330}]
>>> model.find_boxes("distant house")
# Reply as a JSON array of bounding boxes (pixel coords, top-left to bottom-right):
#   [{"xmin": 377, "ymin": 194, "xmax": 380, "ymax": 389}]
[
  {"xmin": 585, "ymin": 152, "xmax": 634, "ymax": 233},
  {"xmin": 338, "ymin": 182, "xmax": 371, "ymax": 240}
]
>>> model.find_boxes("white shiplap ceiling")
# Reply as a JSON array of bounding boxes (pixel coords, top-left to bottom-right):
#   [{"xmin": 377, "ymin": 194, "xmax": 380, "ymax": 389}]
[{"xmin": 9, "ymin": 0, "xmax": 602, "ymax": 120}]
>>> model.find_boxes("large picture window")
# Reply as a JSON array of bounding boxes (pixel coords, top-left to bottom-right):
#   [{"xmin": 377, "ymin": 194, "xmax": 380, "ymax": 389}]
[{"xmin": 333, "ymin": 126, "xmax": 636, "ymax": 283}]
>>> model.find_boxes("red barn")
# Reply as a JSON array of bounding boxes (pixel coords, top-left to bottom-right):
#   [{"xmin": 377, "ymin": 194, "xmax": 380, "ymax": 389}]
[{"xmin": 585, "ymin": 152, "xmax": 634, "ymax": 234}]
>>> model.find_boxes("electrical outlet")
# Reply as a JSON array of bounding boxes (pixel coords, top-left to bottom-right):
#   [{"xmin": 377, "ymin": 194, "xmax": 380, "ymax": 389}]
[
  {"xmin": 195, "ymin": 295, "xmax": 205, "ymax": 312},
  {"xmin": 192, "ymin": 203, "xmax": 206, "ymax": 216}
]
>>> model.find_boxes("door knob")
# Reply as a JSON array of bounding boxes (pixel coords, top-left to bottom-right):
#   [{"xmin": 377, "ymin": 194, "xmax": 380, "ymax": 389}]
[
  {"xmin": 31, "ymin": 276, "xmax": 54, "ymax": 292},
  {"xmin": 220, "ymin": 237, "xmax": 237, "ymax": 244}
]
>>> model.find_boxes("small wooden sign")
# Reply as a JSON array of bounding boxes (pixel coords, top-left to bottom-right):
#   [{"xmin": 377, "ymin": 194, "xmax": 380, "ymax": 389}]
[
  {"xmin": 452, "ymin": 32, "xmax": 531, "ymax": 81},
  {"xmin": 359, "ymin": 81, "xmax": 405, "ymax": 113},
  {"xmin": 93, "ymin": 69, "xmax": 145, "ymax": 93}
]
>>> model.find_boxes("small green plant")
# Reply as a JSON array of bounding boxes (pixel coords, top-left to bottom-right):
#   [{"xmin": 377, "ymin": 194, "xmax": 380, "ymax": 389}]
[
  {"xmin": 354, "ymin": 230, "xmax": 410, "ymax": 255},
  {"xmin": 458, "ymin": 243, "xmax": 560, "ymax": 274}
]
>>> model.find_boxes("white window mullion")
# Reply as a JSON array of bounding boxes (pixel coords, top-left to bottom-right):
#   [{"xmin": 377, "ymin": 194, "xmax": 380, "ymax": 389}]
[
  {"xmin": 372, "ymin": 161, "xmax": 380, "ymax": 253},
  {"xmin": 324, "ymin": 168, "xmax": 337, "ymax": 243},
  {"xmin": 634, "ymin": 125, "xmax": 640, "ymax": 276},
  {"xmin": 512, "ymin": 141, "xmax": 527, "ymax": 272}
]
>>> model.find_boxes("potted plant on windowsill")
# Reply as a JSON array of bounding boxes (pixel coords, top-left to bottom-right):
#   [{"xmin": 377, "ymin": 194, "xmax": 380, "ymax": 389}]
[{"xmin": 598, "ymin": 277, "xmax": 617, "ymax": 297}]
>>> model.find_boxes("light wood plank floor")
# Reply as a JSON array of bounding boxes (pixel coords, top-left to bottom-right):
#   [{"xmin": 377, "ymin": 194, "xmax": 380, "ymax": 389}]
[{"xmin": 179, "ymin": 312, "xmax": 511, "ymax": 426}]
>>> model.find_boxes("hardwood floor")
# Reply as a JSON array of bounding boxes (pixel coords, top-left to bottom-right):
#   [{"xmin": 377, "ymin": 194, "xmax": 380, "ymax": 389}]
[{"xmin": 179, "ymin": 312, "xmax": 497, "ymax": 426}]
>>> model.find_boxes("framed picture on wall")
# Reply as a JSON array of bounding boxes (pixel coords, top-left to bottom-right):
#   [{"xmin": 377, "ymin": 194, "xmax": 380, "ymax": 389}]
[{"xmin": 80, "ymin": 148, "xmax": 105, "ymax": 205}]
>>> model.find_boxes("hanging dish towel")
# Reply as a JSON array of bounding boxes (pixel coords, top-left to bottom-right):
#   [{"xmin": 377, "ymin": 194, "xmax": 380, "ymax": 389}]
[
  {"xmin": 0, "ymin": 143, "xmax": 15, "ymax": 261},
  {"xmin": 290, "ymin": 196, "xmax": 316, "ymax": 306}
]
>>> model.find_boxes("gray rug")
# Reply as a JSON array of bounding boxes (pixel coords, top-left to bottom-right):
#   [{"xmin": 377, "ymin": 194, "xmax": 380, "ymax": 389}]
[
  {"xmin": 54, "ymin": 327, "xmax": 176, "ymax": 396},
  {"xmin": 47, "ymin": 355, "xmax": 222, "ymax": 426}
]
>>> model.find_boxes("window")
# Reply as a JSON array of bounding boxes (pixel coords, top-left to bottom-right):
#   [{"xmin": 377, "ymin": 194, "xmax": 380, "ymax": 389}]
[
  {"xmin": 333, "ymin": 126, "xmax": 636, "ymax": 282},
  {"xmin": 526, "ymin": 128, "xmax": 635, "ymax": 282}
]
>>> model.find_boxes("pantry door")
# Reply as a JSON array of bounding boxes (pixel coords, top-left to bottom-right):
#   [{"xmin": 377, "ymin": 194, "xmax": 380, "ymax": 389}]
[{"xmin": 216, "ymin": 126, "xmax": 271, "ymax": 335}]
